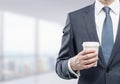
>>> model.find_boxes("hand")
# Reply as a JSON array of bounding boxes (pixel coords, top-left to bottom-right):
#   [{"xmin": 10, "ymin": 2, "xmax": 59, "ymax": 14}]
[{"xmin": 70, "ymin": 50, "xmax": 98, "ymax": 71}]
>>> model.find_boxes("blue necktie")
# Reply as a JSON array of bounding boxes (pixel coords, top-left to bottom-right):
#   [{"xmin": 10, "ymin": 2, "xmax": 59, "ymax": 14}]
[{"xmin": 101, "ymin": 7, "xmax": 114, "ymax": 63}]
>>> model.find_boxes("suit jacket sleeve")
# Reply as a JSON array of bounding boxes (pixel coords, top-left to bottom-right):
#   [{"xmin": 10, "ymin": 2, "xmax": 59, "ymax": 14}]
[{"xmin": 55, "ymin": 14, "xmax": 77, "ymax": 79}]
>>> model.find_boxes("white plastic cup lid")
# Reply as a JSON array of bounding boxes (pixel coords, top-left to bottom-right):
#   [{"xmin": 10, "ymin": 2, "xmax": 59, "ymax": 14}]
[{"xmin": 82, "ymin": 42, "xmax": 100, "ymax": 47}]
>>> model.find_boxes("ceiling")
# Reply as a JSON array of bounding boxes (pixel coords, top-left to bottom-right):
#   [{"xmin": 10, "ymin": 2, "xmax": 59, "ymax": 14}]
[{"xmin": 0, "ymin": 0, "xmax": 94, "ymax": 24}]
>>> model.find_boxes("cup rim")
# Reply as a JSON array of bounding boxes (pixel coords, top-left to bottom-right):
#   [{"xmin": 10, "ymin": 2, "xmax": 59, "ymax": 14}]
[{"xmin": 82, "ymin": 42, "xmax": 99, "ymax": 47}]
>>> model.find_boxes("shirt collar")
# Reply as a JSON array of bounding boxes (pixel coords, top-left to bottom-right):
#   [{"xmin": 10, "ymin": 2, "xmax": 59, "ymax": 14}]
[{"xmin": 95, "ymin": 0, "xmax": 120, "ymax": 15}]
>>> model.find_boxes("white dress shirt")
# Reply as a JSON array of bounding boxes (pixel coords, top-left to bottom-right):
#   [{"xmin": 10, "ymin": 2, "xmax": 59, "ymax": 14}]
[
  {"xmin": 68, "ymin": 0, "xmax": 120, "ymax": 78},
  {"xmin": 95, "ymin": 0, "xmax": 120, "ymax": 43}
]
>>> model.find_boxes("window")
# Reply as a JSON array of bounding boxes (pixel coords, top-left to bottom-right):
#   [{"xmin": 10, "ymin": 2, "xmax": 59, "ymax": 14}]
[
  {"xmin": 38, "ymin": 20, "xmax": 62, "ymax": 73},
  {"xmin": 0, "ymin": 11, "xmax": 62, "ymax": 81},
  {"xmin": 3, "ymin": 12, "xmax": 36, "ymax": 80}
]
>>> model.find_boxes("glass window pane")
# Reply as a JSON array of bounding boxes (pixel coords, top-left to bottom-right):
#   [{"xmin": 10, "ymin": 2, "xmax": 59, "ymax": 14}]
[
  {"xmin": 3, "ymin": 12, "xmax": 36, "ymax": 80},
  {"xmin": 0, "ymin": 10, "xmax": 3, "ymax": 81},
  {"xmin": 38, "ymin": 19, "xmax": 62, "ymax": 73}
]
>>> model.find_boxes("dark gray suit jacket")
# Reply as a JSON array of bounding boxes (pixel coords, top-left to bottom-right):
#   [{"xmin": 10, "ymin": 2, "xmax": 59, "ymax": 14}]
[{"xmin": 56, "ymin": 3, "xmax": 120, "ymax": 84}]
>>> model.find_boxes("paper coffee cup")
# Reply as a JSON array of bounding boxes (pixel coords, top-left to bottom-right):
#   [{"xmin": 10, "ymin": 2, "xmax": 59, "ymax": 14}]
[{"xmin": 82, "ymin": 42, "xmax": 99, "ymax": 67}]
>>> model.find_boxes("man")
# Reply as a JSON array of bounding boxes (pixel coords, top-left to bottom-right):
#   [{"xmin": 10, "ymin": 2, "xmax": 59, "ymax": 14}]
[{"xmin": 56, "ymin": 0, "xmax": 120, "ymax": 84}]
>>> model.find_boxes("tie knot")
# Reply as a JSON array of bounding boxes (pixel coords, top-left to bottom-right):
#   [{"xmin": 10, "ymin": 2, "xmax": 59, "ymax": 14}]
[{"xmin": 103, "ymin": 7, "xmax": 111, "ymax": 14}]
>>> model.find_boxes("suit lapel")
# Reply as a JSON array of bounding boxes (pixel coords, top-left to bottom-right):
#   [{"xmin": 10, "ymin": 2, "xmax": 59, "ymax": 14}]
[
  {"xmin": 83, "ymin": 4, "xmax": 106, "ymax": 68},
  {"xmin": 108, "ymin": 18, "xmax": 120, "ymax": 67}
]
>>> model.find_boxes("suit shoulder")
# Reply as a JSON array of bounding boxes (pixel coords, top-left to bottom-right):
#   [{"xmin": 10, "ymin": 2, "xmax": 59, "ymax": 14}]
[{"xmin": 68, "ymin": 4, "xmax": 93, "ymax": 16}]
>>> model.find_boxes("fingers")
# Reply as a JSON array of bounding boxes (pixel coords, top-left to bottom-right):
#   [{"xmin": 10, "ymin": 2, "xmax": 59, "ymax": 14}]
[
  {"xmin": 82, "ymin": 53, "xmax": 98, "ymax": 60},
  {"xmin": 78, "ymin": 50, "xmax": 98, "ymax": 60},
  {"xmin": 79, "ymin": 50, "xmax": 98, "ymax": 65},
  {"xmin": 79, "ymin": 50, "xmax": 96, "ymax": 55},
  {"xmin": 83, "ymin": 57, "xmax": 98, "ymax": 65},
  {"xmin": 70, "ymin": 50, "xmax": 98, "ymax": 71},
  {"xmin": 83, "ymin": 62, "xmax": 96, "ymax": 69}
]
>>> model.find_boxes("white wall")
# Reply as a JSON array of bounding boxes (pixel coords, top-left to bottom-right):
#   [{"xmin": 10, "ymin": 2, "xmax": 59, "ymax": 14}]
[
  {"xmin": 0, "ymin": 0, "xmax": 94, "ymax": 24},
  {"xmin": 0, "ymin": 10, "xmax": 3, "ymax": 80}
]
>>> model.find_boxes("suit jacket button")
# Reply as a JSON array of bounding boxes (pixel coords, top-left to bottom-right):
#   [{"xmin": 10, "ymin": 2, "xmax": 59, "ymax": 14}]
[{"xmin": 106, "ymin": 68, "xmax": 109, "ymax": 73}]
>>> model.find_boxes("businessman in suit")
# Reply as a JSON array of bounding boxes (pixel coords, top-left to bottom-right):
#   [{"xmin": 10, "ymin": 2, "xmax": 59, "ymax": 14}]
[{"xmin": 56, "ymin": 0, "xmax": 120, "ymax": 84}]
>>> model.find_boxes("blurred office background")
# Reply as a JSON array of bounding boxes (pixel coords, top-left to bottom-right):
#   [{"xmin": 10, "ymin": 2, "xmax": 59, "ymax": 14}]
[{"xmin": 0, "ymin": 0, "xmax": 93, "ymax": 84}]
